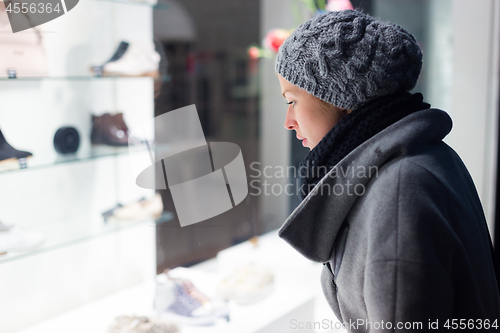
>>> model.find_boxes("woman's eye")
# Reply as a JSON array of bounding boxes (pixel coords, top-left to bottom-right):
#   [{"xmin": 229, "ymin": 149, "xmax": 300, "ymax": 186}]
[{"xmin": 286, "ymin": 101, "xmax": 295, "ymax": 107}]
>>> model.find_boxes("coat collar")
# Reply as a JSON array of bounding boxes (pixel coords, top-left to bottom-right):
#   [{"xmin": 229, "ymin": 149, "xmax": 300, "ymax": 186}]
[{"xmin": 278, "ymin": 109, "xmax": 453, "ymax": 263}]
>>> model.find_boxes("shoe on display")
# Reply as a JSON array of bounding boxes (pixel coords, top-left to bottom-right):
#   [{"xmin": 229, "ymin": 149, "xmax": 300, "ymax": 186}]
[
  {"xmin": 217, "ymin": 263, "xmax": 274, "ymax": 305},
  {"xmin": 91, "ymin": 113, "xmax": 141, "ymax": 147},
  {"xmin": 0, "ymin": 128, "xmax": 32, "ymax": 171},
  {"xmin": 177, "ymin": 278, "xmax": 230, "ymax": 322},
  {"xmin": 108, "ymin": 315, "xmax": 180, "ymax": 333},
  {"xmin": 0, "ymin": 221, "xmax": 44, "ymax": 255},
  {"xmin": 92, "ymin": 41, "xmax": 160, "ymax": 78},
  {"xmin": 104, "ymin": 194, "xmax": 163, "ymax": 222},
  {"xmin": 91, "ymin": 41, "xmax": 129, "ymax": 77},
  {"xmin": 102, "ymin": 203, "xmax": 124, "ymax": 221},
  {"xmin": 154, "ymin": 273, "xmax": 229, "ymax": 326}
]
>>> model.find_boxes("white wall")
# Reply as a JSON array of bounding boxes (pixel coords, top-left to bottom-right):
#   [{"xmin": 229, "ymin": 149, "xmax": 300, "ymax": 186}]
[{"xmin": 450, "ymin": 0, "xmax": 500, "ymax": 236}]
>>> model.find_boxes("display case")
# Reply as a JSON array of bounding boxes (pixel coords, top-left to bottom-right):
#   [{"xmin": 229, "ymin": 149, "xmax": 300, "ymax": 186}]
[
  {"xmin": 15, "ymin": 231, "xmax": 321, "ymax": 333},
  {"xmin": 0, "ymin": 1, "xmax": 169, "ymax": 332}
]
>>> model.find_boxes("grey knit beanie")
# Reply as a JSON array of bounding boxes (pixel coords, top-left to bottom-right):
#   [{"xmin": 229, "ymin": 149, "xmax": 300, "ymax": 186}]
[{"xmin": 275, "ymin": 10, "xmax": 422, "ymax": 110}]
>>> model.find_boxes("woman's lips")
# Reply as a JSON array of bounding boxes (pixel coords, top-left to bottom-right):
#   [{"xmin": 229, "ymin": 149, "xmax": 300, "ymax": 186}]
[{"xmin": 297, "ymin": 136, "xmax": 307, "ymax": 147}]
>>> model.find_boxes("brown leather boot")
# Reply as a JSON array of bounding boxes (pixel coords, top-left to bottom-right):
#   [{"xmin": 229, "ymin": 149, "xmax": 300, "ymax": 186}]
[{"xmin": 91, "ymin": 113, "xmax": 131, "ymax": 146}]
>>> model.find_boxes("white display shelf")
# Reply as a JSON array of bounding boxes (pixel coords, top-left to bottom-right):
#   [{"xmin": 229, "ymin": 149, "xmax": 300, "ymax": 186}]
[
  {"xmin": 16, "ymin": 231, "xmax": 346, "ymax": 333},
  {"xmin": 0, "ymin": 145, "xmax": 141, "ymax": 175},
  {"xmin": 0, "ymin": 212, "xmax": 173, "ymax": 265},
  {"xmin": 0, "ymin": 142, "xmax": 177, "ymax": 176},
  {"xmin": 0, "ymin": 0, "xmax": 160, "ymax": 332}
]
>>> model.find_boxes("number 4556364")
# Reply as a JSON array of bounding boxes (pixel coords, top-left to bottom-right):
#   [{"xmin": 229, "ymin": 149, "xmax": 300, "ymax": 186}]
[
  {"xmin": 444, "ymin": 319, "xmax": 498, "ymax": 330},
  {"xmin": 6, "ymin": 2, "xmax": 62, "ymax": 14}
]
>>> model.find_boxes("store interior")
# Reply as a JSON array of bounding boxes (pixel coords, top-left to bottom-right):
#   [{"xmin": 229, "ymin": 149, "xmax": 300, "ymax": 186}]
[{"xmin": 0, "ymin": 0, "xmax": 499, "ymax": 332}]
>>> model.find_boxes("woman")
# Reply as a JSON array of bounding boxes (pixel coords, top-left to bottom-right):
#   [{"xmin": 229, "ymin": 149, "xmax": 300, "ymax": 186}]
[{"xmin": 276, "ymin": 10, "xmax": 500, "ymax": 331}]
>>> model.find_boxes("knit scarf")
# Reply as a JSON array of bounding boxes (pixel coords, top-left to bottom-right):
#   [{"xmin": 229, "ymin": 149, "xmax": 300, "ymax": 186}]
[{"xmin": 298, "ymin": 91, "xmax": 430, "ymax": 199}]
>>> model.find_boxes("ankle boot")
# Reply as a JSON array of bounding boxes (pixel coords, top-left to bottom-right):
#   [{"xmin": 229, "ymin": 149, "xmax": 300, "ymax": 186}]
[
  {"xmin": 0, "ymin": 128, "xmax": 32, "ymax": 162},
  {"xmin": 91, "ymin": 113, "xmax": 133, "ymax": 146}
]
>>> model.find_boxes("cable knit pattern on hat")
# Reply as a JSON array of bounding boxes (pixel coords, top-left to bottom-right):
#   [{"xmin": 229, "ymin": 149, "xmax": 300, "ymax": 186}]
[{"xmin": 276, "ymin": 10, "xmax": 422, "ymax": 110}]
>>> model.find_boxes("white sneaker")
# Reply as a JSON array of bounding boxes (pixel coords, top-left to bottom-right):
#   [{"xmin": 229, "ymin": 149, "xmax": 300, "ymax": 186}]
[
  {"xmin": 0, "ymin": 221, "xmax": 44, "ymax": 254},
  {"xmin": 154, "ymin": 273, "xmax": 229, "ymax": 326},
  {"xmin": 103, "ymin": 42, "xmax": 160, "ymax": 78},
  {"xmin": 217, "ymin": 263, "xmax": 274, "ymax": 305}
]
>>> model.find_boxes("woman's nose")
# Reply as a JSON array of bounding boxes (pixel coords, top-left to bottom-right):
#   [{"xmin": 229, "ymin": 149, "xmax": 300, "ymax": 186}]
[{"xmin": 284, "ymin": 110, "xmax": 297, "ymax": 130}]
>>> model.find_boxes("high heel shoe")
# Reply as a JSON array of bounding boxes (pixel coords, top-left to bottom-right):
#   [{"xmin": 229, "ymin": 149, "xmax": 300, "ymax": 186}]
[{"xmin": 0, "ymin": 128, "xmax": 32, "ymax": 171}]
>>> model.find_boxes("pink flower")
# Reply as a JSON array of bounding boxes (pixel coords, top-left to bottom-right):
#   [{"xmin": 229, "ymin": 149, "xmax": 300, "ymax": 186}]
[
  {"xmin": 326, "ymin": 0, "xmax": 354, "ymax": 11},
  {"xmin": 263, "ymin": 29, "xmax": 292, "ymax": 53},
  {"xmin": 248, "ymin": 46, "xmax": 261, "ymax": 60}
]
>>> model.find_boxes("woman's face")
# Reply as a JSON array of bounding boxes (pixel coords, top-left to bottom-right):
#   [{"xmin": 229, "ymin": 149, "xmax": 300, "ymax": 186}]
[{"xmin": 278, "ymin": 75, "xmax": 344, "ymax": 150}]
